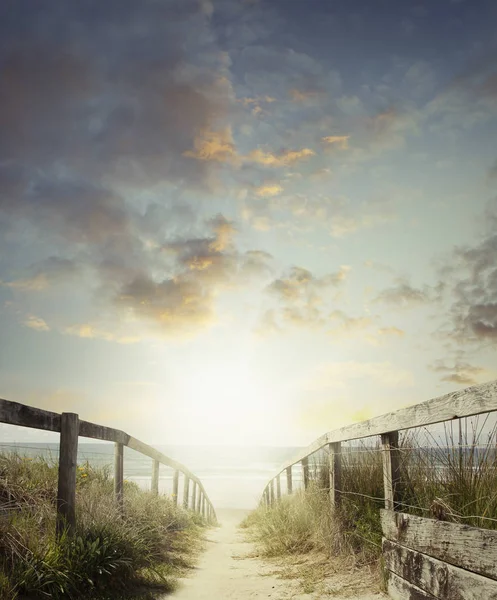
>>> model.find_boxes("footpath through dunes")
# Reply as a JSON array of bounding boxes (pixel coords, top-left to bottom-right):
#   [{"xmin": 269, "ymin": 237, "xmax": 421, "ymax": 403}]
[{"xmin": 168, "ymin": 509, "xmax": 387, "ymax": 600}]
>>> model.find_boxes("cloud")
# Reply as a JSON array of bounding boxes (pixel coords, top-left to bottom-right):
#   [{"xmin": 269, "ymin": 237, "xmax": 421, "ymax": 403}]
[
  {"xmin": 430, "ymin": 359, "xmax": 487, "ymax": 386},
  {"xmin": 112, "ymin": 214, "xmax": 272, "ymax": 337},
  {"xmin": 255, "ymin": 183, "xmax": 284, "ymax": 197},
  {"xmin": 289, "ymin": 89, "xmax": 323, "ymax": 103},
  {"xmin": 374, "ymin": 280, "xmax": 431, "ymax": 309},
  {"xmin": 321, "ymin": 135, "xmax": 350, "ymax": 149},
  {"xmin": 242, "ymin": 194, "xmax": 396, "ymax": 237},
  {"xmin": 247, "ymin": 147, "xmax": 315, "ymax": 167},
  {"xmin": 328, "ymin": 310, "xmax": 375, "ymax": 337},
  {"xmin": 443, "ymin": 202, "xmax": 497, "ymax": 343},
  {"xmin": 23, "ymin": 315, "xmax": 49, "ymax": 332},
  {"xmin": 184, "ymin": 128, "xmax": 239, "ymax": 164},
  {"xmin": 63, "ymin": 324, "xmax": 140, "ymax": 344},
  {"xmin": 1, "ymin": 258, "xmax": 79, "ymax": 292},
  {"xmin": 260, "ymin": 265, "xmax": 350, "ymax": 330}
]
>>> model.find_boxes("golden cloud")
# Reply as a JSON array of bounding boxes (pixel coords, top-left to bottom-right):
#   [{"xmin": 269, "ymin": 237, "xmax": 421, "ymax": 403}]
[
  {"xmin": 255, "ymin": 183, "xmax": 283, "ymax": 197},
  {"xmin": 289, "ymin": 89, "xmax": 322, "ymax": 102},
  {"xmin": 321, "ymin": 135, "xmax": 350, "ymax": 149},
  {"xmin": 23, "ymin": 315, "xmax": 49, "ymax": 331},
  {"xmin": 64, "ymin": 324, "xmax": 140, "ymax": 344},
  {"xmin": 183, "ymin": 127, "xmax": 238, "ymax": 164},
  {"xmin": 248, "ymin": 147, "xmax": 315, "ymax": 167}
]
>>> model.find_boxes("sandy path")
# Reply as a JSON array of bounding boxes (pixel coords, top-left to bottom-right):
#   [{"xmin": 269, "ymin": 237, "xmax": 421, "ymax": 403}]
[{"xmin": 168, "ymin": 509, "xmax": 386, "ymax": 600}]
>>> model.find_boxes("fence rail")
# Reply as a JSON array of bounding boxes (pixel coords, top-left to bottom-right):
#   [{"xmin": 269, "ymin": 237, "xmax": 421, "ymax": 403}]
[
  {"xmin": 0, "ymin": 398, "xmax": 217, "ymax": 534},
  {"xmin": 259, "ymin": 379, "xmax": 497, "ymax": 600}
]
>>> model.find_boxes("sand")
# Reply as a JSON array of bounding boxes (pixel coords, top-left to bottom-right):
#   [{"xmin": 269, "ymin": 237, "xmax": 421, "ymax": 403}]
[{"xmin": 167, "ymin": 508, "xmax": 387, "ymax": 600}]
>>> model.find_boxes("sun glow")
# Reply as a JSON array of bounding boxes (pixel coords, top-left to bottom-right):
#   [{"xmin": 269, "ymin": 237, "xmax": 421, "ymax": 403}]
[{"xmin": 178, "ymin": 361, "xmax": 279, "ymax": 445}]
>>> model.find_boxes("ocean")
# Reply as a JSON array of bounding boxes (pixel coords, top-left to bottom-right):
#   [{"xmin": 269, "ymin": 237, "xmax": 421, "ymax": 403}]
[{"xmin": 0, "ymin": 442, "xmax": 305, "ymax": 509}]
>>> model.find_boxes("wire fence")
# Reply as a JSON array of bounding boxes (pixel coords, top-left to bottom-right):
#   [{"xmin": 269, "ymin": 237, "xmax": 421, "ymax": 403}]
[{"xmin": 270, "ymin": 412, "xmax": 497, "ymax": 531}]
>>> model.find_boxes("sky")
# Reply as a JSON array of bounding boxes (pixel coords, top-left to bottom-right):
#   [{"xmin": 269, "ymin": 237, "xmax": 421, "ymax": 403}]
[{"xmin": 0, "ymin": 0, "xmax": 496, "ymax": 447}]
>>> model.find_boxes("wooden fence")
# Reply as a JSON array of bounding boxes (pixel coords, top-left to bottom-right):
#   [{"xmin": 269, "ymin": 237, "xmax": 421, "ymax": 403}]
[
  {"xmin": 0, "ymin": 398, "xmax": 217, "ymax": 535},
  {"xmin": 260, "ymin": 379, "xmax": 497, "ymax": 600}
]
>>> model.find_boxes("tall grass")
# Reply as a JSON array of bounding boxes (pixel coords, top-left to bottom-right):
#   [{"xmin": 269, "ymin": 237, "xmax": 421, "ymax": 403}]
[
  {"xmin": 0, "ymin": 454, "xmax": 206, "ymax": 599},
  {"xmin": 244, "ymin": 417, "xmax": 497, "ymax": 572}
]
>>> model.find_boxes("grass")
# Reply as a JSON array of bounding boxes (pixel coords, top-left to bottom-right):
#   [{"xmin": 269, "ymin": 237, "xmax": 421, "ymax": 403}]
[
  {"xmin": 0, "ymin": 454, "xmax": 207, "ymax": 599},
  {"xmin": 242, "ymin": 416, "xmax": 497, "ymax": 588}
]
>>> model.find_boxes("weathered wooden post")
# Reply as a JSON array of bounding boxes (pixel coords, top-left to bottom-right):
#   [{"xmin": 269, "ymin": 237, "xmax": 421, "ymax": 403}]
[
  {"xmin": 328, "ymin": 442, "xmax": 341, "ymax": 508},
  {"xmin": 202, "ymin": 495, "xmax": 206, "ymax": 518},
  {"xmin": 56, "ymin": 412, "xmax": 79, "ymax": 537},
  {"xmin": 151, "ymin": 459, "xmax": 159, "ymax": 496},
  {"xmin": 276, "ymin": 474, "xmax": 281, "ymax": 500},
  {"xmin": 381, "ymin": 431, "xmax": 402, "ymax": 511},
  {"xmin": 269, "ymin": 478, "xmax": 275, "ymax": 505},
  {"xmin": 183, "ymin": 474, "xmax": 189, "ymax": 509},
  {"xmin": 191, "ymin": 481, "xmax": 197, "ymax": 511},
  {"xmin": 196, "ymin": 488, "xmax": 202, "ymax": 513},
  {"xmin": 172, "ymin": 469, "xmax": 179, "ymax": 505},
  {"xmin": 114, "ymin": 441, "xmax": 124, "ymax": 514},
  {"xmin": 286, "ymin": 466, "xmax": 293, "ymax": 494},
  {"xmin": 302, "ymin": 456, "xmax": 309, "ymax": 490}
]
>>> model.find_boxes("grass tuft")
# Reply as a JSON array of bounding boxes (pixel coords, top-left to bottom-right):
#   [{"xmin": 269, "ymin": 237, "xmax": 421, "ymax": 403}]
[{"xmin": 0, "ymin": 453, "xmax": 207, "ymax": 599}]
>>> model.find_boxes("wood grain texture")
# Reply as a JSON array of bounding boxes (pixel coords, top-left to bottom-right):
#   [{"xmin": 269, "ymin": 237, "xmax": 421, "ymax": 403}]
[
  {"xmin": 0, "ymin": 398, "xmax": 60, "ymax": 432},
  {"xmin": 387, "ymin": 571, "xmax": 437, "ymax": 600},
  {"xmin": 383, "ymin": 539, "xmax": 497, "ymax": 600},
  {"xmin": 183, "ymin": 475, "xmax": 190, "ymax": 509},
  {"xmin": 381, "ymin": 510, "xmax": 497, "ymax": 581},
  {"xmin": 328, "ymin": 442, "xmax": 341, "ymax": 508},
  {"xmin": 273, "ymin": 380, "xmax": 497, "ymax": 474},
  {"xmin": 56, "ymin": 413, "xmax": 79, "ymax": 537},
  {"xmin": 276, "ymin": 474, "xmax": 281, "ymax": 499},
  {"xmin": 286, "ymin": 466, "xmax": 293, "ymax": 494},
  {"xmin": 382, "ymin": 431, "xmax": 402, "ymax": 511},
  {"xmin": 191, "ymin": 481, "xmax": 197, "ymax": 511},
  {"xmin": 172, "ymin": 470, "xmax": 179, "ymax": 505},
  {"xmin": 114, "ymin": 442, "xmax": 124, "ymax": 514},
  {"xmin": 151, "ymin": 460, "xmax": 159, "ymax": 495},
  {"xmin": 302, "ymin": 457, "xmax": 309, "ymax": 490}
]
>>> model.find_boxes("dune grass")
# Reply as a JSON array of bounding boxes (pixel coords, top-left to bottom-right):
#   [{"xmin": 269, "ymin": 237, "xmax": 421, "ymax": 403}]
[
  {"xmin": 0, "ymin": 453, "xmax": 207, "ymax": 599},
  {"xmin": 243, "ymin": 418, "xmax": 497, "ymax": 577}
]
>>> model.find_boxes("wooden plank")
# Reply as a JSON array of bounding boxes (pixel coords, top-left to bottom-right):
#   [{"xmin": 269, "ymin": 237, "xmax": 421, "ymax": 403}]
[
  {"xmin": 276, "ymin": 474, "xmax": 281, "ymax": 500},
  {"xmin": 151, "ymin": 459, "xmax": 159, "ymax": 495},
  {"xmin": 202, "ymin": 495, "xmax": 206, "ymax": 518},
  {"xmin": 383, "ymin": 539, "xmax": 497, "ymax": 600},
  {"xmin": 172, "ymin": 469, "xmax": 179, "ymax": 505},
  {"xmin": 0, "ymin": 398, "xmax": 61, "ymax": 432},
  {"xmin": 79, "ymin": 420, "xmax": 128, "ymax": 444},
  {"xmin": 381, "ymin": 510, "xmax": 497, "ymax": 581},
  {"xmin": 183, "ymin": 475, "xmax": 189, "ymax": 509},
  {"xmin": 382, "ymin": 431, "xmax": 402, "ymax": 511},
  {"xmin": 191, "ymin": 481, "xmax": 197, "ymax": 511},
  {"xmin": 276, "ymin": 380, "xmax": 497, "ymax": 473},
  {"xmin": 114, "ymin": 442, "xmax": 124, "ymax": 513},
  {"xmin": 0, "ymin": 398, "xmax": 216, "ymax": 519},
  {"xmin": 387, "ymin": 571, "xmax": 437, "ymax": 600},
  {"xmin": 328, "ymin": 442, "xmax": 341, "ymax": 508},
  {"xmin": 302, "ymin": 457, "xmax": 309, "ymax": 490},
  {"xmin": 270, "ymin": 479, "xmax": 275, "ymax": 504},
  {"xmin": 286, "ymin": 466, "xmax": 292, "ymax": 494},
  {"xmin": 196, "ymin": 488, "xmax": 202, "ymax": 513},
  {"xmin": 56, "ymin": 413, "xmax": 79, "ymax": 537}
]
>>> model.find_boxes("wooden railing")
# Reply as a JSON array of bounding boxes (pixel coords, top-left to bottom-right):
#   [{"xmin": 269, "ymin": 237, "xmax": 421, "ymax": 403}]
[
  {"xmin": 260, "ymin": 379, "xmax": 497, "ymax": 599},
  {"xmin": 0, "ymin": 398, "xmax": 217, "ymax": 534}
]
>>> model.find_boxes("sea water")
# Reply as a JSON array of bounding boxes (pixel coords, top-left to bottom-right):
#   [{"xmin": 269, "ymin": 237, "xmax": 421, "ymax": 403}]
[{"xmin": 0, "ymin": 442, "xmax": 304, "ymax": 509}]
